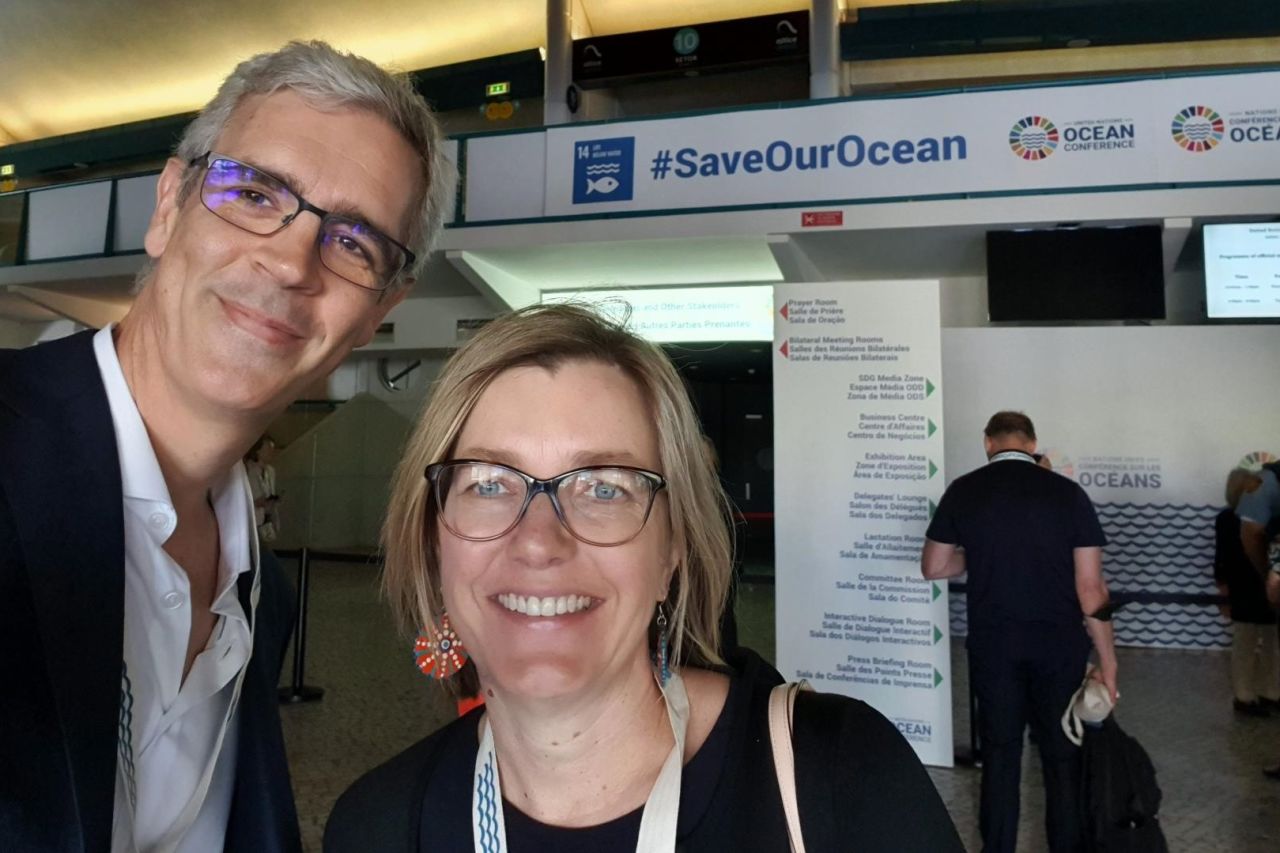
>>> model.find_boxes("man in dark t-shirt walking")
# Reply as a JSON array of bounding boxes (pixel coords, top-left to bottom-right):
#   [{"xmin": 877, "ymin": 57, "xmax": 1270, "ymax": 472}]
[{"xmin": 921, "ymin": 411, "xmax": 1118, "ymax": 853}]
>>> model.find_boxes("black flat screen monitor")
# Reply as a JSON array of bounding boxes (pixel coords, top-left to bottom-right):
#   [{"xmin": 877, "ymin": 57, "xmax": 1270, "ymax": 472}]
[{"xmin": 986, "ymin": 226, "xmax": 1166, "ymax": 321}]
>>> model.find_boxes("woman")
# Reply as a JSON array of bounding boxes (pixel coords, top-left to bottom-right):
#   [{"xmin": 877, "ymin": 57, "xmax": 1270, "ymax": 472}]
[
  {"xmin": 1214, "ymin": 468, "xmax": 1279, "ymax": 716},
  {"xmin": 325, "ymin": 304, "xmax": 963, "ymax": 851}
]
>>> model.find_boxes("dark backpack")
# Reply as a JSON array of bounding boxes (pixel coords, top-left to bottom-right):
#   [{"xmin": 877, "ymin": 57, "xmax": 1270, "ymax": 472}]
[{"xmin": 1079, "ymin": 716, "xmax": 1169, "ymax": 852}]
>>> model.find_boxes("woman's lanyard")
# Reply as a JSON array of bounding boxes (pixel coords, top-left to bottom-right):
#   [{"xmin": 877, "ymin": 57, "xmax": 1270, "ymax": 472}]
[{"xmin": 471, "ymin": 670, "xmax": 691, "ymax": 853}]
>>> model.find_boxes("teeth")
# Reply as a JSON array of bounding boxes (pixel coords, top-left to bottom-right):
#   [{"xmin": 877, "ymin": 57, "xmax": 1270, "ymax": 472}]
[{"xmin": 498, "ymin": 593, "xmax": 592, "ymax": 617}]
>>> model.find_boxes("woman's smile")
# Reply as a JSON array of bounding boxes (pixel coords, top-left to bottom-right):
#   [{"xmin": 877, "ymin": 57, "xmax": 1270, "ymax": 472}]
[{"xmin": 494, "ymin": 593, "xmax": 597, "ymax": 617}]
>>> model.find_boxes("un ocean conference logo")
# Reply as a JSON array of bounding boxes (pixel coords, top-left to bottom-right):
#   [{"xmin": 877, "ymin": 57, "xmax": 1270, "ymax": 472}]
[
  {"xmin": 1238, "ymin": 451, "xmax": 1278, "ymax": 472},
  {"xmin": 572, "ymin": 136, "xmax": 636, "ymax": 205},
  {"xmin": 1171, "ymin": 106, "xmax": 1224, "ymax": 152},
  {"xmin": 1009, "ymin": 115, "xmax": 1058, "ymax": 160}
]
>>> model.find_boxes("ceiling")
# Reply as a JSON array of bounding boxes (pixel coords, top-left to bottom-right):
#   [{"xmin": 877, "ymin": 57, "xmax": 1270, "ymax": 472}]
[
  {"xmin": 0, "ymin": 0, "xmax": 949, "ymax": 145},
  {"xmin": 0, "ymin": 0, "xmax": 912, "ymax": 145}
]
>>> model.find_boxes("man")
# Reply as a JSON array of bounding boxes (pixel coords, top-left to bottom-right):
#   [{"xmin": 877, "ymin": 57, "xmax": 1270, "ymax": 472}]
[
  {"xmin": 0, "ymin": 41, "xmax": 450, "ymax": 852},
  {"xmin": 921, "ymin": 411, "xmax": 1117, "ymax": 853}
]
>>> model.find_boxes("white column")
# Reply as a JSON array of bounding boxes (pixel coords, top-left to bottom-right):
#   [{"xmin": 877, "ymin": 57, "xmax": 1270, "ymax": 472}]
[
  {"xmin": 810, "ymin": 0, "xmax": 841, "ymax": 100},
  {"xmin": 545, "ymin": 0, "xmax": 574, "ymax": 125}
]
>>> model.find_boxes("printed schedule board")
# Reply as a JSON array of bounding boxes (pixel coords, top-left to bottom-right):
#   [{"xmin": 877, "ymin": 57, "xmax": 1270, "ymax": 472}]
[
  {"xmin": 1203, "ymin": 223, "xmax": 1280, "ymax": 319},
  {"xmin": 773, "ymin": 280, "xmax": 952, "ymax": 767}
]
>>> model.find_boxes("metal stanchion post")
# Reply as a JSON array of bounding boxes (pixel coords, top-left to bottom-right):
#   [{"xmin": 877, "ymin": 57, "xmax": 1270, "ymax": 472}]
[{"xmin": 279, "ymin": 546, "xmax": 325, "ymax": 704}]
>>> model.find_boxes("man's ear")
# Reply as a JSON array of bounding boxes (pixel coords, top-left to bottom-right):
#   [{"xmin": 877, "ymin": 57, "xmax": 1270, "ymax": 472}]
[
  {"xmin": 143, "ymin": 158, "xmax": 190, "ymax": 260},
  {"xmin": 357, "ymin": 284, "xmax": 410, "ymax": 347}
]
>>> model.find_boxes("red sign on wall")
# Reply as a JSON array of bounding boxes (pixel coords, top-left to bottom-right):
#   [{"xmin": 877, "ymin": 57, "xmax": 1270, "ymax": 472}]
[{"xmin": 801, "ymin": 210, "xmax": 842, "ymax": 227}]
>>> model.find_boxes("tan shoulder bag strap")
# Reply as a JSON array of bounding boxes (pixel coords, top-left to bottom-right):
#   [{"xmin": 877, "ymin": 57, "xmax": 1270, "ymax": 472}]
[{"xmin": 768, "ymin": 681, "xmax": 810, "ymax": 853}]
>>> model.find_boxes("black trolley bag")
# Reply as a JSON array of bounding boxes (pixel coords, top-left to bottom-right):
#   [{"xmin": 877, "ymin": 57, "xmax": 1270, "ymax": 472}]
[{"xmin": 1079, "ymin": 715, "xmax": 1169, "ymax": 852}]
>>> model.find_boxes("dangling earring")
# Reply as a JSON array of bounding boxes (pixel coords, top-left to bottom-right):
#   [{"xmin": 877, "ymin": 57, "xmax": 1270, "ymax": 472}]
[
  {"xmin": 652, "ymin": 603, "xmax": 671, "ymax": 687},
  {"xmin": 414, "ymin": 612, "xmax": 469, "ymax": 679}
]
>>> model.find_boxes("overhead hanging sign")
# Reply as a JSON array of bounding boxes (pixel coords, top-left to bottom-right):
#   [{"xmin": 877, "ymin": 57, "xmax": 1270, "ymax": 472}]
[
  {"xmin": 573, "ymin": 11, "xmax": 809, "ymax": 89},
  {"xmin": 773, "ymin": 280, "xmax": 952, "ymax": 767},
  {"xmin": 517, "ymin": 70, "xmax": 1280, "ymax": 220},
  {"xmin": 542, "ymin": 285, "xmax": 774, "ymax": 342}
]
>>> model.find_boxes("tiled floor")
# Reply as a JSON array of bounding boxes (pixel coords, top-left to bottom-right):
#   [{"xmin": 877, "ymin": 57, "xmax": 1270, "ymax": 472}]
[{"xmin": 280, "ymin": 562, "xmax": 1280, "ymax": 852}]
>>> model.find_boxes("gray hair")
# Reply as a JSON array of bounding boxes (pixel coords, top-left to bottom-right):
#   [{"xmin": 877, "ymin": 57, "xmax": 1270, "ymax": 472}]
[{"xmin": 173, "ymin": 40, "xmax": 453, "ymax": 285}]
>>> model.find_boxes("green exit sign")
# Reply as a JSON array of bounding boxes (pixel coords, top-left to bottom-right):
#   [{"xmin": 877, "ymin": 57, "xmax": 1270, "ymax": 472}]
[
  {"xmin": 485, "ymin": 81, "xmax": 510, "ymax": 97},
  {"xmin": 0, "ymin": 164, "xmax": 14, "ymax": 177}
]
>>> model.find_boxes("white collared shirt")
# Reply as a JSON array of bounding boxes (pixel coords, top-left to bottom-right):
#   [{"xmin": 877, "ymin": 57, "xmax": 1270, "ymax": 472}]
[{"xmin": 94, "ymin": 326, "xmax": 258, "ymax": 853}]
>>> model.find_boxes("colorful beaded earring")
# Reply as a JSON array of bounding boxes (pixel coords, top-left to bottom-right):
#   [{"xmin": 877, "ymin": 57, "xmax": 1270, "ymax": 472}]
[
  {"xmin": 652, "ymin": 603, "xmax": 671, "ymax": 686},
  {"xmin": 414, "ymin": 612, "xmax": 469, "ymax": 679}
]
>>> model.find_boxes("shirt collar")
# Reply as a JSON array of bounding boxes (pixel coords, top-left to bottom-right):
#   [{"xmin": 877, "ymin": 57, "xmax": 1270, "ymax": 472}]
[
  {"xmin": 93, "ymin": 324, "xmax": 172, "ymax": 507},
  {"xmin": 989, "ymin": 450, "xmax": 1037, "ymax": 464},
  {"xmin": 92, "ymin": 325, "xmax": 257, "ymax": 581}
]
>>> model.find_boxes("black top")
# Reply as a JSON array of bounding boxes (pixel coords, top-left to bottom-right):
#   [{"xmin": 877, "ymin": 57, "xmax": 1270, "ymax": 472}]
[
  {"xmin": 1213, "ymin": 508, "xmax": 1276, "ymax": 625},
  {"xmin": 926, "ymin": 453, "xmax": 1107, "ymax": 646},
  {"xmin": 324, "ymin": 649, "xmax": 964, "ymax": 852}
]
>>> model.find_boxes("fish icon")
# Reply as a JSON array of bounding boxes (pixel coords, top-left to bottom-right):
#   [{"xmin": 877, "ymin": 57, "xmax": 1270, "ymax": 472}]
[{"xmin": 586, "ymin": 176, "xmax": 619, "ymax": 195}]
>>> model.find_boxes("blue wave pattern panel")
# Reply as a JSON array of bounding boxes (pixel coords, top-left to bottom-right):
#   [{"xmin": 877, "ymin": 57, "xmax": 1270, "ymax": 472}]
[{"xmin": 947, "ymin": 502, "xmax": 1230, "ymax": 650}]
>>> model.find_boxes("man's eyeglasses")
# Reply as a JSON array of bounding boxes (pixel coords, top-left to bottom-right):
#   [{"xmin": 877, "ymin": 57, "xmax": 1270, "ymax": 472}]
[
  {"xmin": 426, "ymin": 460, "xmax": 667, "ymax": 547},
  {"xmin": 189, "ymin": 153, "xmax": 415, "ymax": 292}
]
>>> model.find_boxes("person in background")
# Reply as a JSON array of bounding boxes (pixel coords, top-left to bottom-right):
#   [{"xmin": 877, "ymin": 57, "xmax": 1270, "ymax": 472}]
[
  {"xmin": 1214, "ymin": 468, "xmax": 1278, "ymax": 717},
  {"xmin": 1238, "ymin": 459, "xmax": 1280, "ymax": 580},
  {"xmin": 247, "ymin": 435, "xmax": 282, "ymax": 545},
  {"xmin": 922, "ymin": 411, "xmax": 1117, "ymax": 853},
  {"xmin": 325, "ymin": 303, "xmax": 964, "ymax": 852},
  {"xmin": 0, "ymin": 40, "xmax": 451, "ymax": 852},
  {"xmin": 1236, "ymin": 457, "xmax": 1280, "ymax": 780}
]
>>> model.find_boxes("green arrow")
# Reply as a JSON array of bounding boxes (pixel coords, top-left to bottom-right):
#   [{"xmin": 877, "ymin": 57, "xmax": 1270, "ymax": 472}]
[
  {"xmin": 928, "ymin": 459, "xmax": 938, "ymax": 478},
  {"xmin": 927, "ymin": 418, "xmax": 937, "ymax": 437},
  {"xmin": 928, "ymin": 499, "xmax": 937, "ymax": 520},
  {"xmin": 931, "ymin": 582, "xmax": 942, "ymax": 601},
  {"xmin": 933, "ymin": 625, "xmax": 943, "ymax": 644},
  {"xmin": 926, "ymin": 379, "xmax": 936, "ymax": 397},
  {"xmin": 933, "ymin": 668, "xmax": 944, "ymax": 687}
]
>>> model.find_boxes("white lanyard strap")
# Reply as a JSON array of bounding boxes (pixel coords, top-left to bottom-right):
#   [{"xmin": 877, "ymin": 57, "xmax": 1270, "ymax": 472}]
[
  {"xmin": 471, "ymin": 670, "xmax": 690, "ymax": 853},
  {"xmin": 989, "ymin": 450, "xmax": 1036, "ymax": 464},
  {"xmin": 114, "ymin": 517, "xmax": 262, "ymax": 853}
]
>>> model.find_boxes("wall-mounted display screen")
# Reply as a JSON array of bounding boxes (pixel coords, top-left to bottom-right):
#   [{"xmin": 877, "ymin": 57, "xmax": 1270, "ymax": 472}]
[
  {"xmin": 1204, "ymin": 223, "xmax": 1280, "ymax": 320},
  {"xmin": 986, "ymin": 226, "xmax": 1166, "ymax": 322},
  {"xmin": 27, "ymin": 182, "xmax": 112, "ymax": 261}
]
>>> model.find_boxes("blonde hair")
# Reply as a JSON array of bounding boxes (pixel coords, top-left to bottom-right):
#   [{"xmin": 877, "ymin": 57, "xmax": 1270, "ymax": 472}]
[{"xmin": 382, "ymin": 303, "xmax": 732, "ymax": 687}]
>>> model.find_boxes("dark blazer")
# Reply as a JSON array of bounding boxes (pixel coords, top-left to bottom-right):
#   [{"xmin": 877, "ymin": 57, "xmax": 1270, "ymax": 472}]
[{"xmin": 0, "ymin": 330, "xmax": 302, "ymax": 853}]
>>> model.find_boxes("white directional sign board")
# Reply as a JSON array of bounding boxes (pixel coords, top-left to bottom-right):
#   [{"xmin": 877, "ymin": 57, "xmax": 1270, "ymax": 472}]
[{"xmin": 773, "ymin": 280, "xmax": 952, "ymax": 767}]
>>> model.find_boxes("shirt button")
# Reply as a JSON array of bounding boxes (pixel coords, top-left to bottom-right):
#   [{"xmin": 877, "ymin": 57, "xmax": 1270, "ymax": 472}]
[
  {"xmin": 162, "ymin": 591, "xmax": 185, "ymax": 609},
  {"xmin": 149, "ymin": 512, "xmax": 169, "ymax": 529}
]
